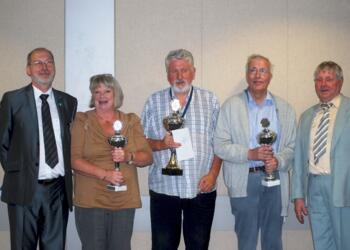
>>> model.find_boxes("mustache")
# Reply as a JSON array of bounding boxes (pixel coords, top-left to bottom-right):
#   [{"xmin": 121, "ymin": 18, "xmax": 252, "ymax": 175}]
[{"xmin": 174, "ymin": 79, "xmax": 188, "ymax": 85}]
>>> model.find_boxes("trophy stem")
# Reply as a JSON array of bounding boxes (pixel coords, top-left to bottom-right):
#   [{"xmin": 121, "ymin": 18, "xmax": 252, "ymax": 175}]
[
  {"xmin": 106, "ymin": 162, "xmax": 127, "ymax": 191},
  {"xmin": 167, "ymin": 149, "xmax": 178, "ymax": 169},
  {"xmin": 115, "ymin": 162, "xmax": 120, "ymax": 171},
  {"xmin": 162, "ymin": 148, "xmax": 183, "ymax": 176}
]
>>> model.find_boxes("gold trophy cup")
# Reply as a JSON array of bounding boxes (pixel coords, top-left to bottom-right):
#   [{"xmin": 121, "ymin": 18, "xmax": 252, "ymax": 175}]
[
  {"xmin": 257, "ymin": 118, "xmax": 280, "ymax": 187},
  {"xmin": 162, "ymin": 99, "xmax": 184, "ymax": 176},
  {"xmin": 107, "ymin": 120, "xmax": 128, "ymax": 191}
]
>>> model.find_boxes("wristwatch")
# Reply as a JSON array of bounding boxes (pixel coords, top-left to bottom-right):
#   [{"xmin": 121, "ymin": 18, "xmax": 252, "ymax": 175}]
[{"xmin": 127, "ymin": 152, "xmax": 135, "ymax": 165}]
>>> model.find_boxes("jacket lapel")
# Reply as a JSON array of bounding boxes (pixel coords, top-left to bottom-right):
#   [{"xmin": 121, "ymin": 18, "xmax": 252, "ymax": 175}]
[
  {"xmin": 52, "ymin": 89, "xmax": 66, "ymax": 140},
  {"xmin": 331, "ymin": 96, "xmax": 350, "ymax": 151},
  {"xmin": 302, "ymin": 106, "xmax": 318, "ymax": 155},
  {"xmin": 25, "ymin": 84, "xmax": 39, "ymax": 135},
  {"xmin": 24, "ymin": 84, "xmax": 40, "ymax": 160}
]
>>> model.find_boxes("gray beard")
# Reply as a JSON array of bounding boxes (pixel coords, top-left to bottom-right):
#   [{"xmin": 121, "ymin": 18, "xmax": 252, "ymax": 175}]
[
  {"xmin": 172, "ymin": 81, "xmax": 191, "ymax": 94},
  {"xmin": 32, "ymin": 75, "xmax": 54, "ymax": 87}
]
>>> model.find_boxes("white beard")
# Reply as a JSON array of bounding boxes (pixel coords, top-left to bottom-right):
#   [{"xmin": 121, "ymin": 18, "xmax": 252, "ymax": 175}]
[{"xmin": 172, "ymin": 80, "xmax": 191, "ymax": 94}]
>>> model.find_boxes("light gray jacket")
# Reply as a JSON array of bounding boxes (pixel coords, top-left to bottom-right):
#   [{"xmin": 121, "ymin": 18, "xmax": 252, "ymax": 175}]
[
  {"xmin": 214, "ymin": 90, "xmax": 296, "ymax": 216},
  {"xmin": 292, "ymin": 95, "xmax": 350, "ymax": 207}
]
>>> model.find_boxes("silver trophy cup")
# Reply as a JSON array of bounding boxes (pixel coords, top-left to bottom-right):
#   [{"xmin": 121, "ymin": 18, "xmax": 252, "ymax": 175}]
[
  {"xmin": 162, "ymin": 99, "xmax": 184, "ymax": 176},
  {"xmin": 107, "ymin": 120, "xmax": 128, "ymax": 191},
  {"xmin": 257, "ymin": 118, "xmax": 280, "ymax": 187}
]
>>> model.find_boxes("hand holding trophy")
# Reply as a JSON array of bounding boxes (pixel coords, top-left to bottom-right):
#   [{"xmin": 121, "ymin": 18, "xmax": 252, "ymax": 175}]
[
  {"xmin": 107, "ymin": 120, "xmax": 128, "ymax": 191},
  {"xmin": 257, "ymin": 118, "xmax": 280, "ymax": 187},
  {"xmin": 162, "ymin": 99, "xmax": 184, "ymax": 175}
]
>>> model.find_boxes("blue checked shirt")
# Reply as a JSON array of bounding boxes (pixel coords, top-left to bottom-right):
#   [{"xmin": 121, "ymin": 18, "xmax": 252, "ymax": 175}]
[{"xmin": 141, "ymin": 86, "xmax": 220, "ymax": 198}]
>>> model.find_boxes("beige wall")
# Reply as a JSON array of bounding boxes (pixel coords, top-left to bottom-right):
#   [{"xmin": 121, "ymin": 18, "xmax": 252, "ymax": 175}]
[
  {"xmin": 116, "ymin": 0, "xmax": 350, "ymax": 194},
  {"xmin": 0, "ymin": 0, "xmax": 64, "ymax": 183},
  {"xmin": 0, "ymin": 0, "xmax": 65, "ymax": 92},
  {"xmin": 1, "ymin": 0, "xmax": 350, "ymax": 195},
  {"xmin": 2, "ymin": 0, "xmax": 347, "ymax": 248},
  {"xmin": 116, "ymin": 0, "xmax": 350, "ymax": 117}
]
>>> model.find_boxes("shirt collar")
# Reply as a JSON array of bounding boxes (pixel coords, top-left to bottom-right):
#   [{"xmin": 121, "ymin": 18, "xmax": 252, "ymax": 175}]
[
  {"xmin": 318, "ymin": 94, "xmax": 342, "ymax": 110},
  {"xmin": 32, "ymin": 84, "xmax": 53, "ymax": 101},
  {"xmin": 246, "ymin": 89, "xmax": 274, "ymax": 107}
]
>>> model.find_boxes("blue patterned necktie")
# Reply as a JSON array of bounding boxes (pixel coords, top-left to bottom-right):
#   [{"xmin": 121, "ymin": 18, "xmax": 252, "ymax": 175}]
[
  {"xmin": 40, "ymin": 94, "xmax": 58, "ymax": 168},
  {"xmin": 313, "ymin": 103, "xmax": 332, "ymax": 165}
]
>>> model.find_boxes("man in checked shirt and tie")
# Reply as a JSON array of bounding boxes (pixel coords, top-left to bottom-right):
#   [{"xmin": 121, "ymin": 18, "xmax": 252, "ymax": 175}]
[{"xmin": 292, "ymin": 61, "xmax": 350, "ymax": 250}]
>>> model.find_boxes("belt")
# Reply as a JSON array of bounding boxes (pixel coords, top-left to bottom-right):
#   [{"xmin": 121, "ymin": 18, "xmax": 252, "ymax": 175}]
[
  {"xmin": 249, "ymin": 166, "xmax": 265, "ymax": 173},
  {"xmin": 38, "ymin": 176, "xmax": 62, "ymax": 185}
]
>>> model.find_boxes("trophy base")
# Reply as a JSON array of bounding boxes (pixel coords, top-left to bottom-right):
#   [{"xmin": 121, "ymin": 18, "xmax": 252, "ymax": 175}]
[
  {"xmin": 106, "ymin": 184, "xmax": 127, "ymax": 192},
  {"xmin": 261, "ymin": 178, "xmax": 280, "ymax": 187},
  {"xmin": 162, "ymin": 168, "xmax": 183, "ymax": 176}
]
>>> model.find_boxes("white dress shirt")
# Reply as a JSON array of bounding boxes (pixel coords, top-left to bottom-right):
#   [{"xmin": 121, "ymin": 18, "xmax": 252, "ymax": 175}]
[
  {"xmin": 309, "ymin": 95, "xmax": 341, "ymax": 175},
  {"xmin": 33, "ymin": 85, "xmax": 65, "ymax": 179}
]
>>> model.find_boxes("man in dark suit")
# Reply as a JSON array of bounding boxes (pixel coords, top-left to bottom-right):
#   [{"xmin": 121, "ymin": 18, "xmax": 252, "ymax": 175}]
[{"xmin": 0, "ymin": 47, "xmax": 77, "ymax": 250}]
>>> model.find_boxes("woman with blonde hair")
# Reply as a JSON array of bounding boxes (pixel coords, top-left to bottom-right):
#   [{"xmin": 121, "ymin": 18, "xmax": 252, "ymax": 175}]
[{"xmin": 71, "ymin": 74, "xmax": 152, "ymax": 250}]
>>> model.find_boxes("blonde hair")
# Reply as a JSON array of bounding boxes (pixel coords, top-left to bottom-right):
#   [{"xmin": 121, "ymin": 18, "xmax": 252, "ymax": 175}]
[{"xmin": 89, "ymin": 74, "xmax": 124, "ymax": 109}]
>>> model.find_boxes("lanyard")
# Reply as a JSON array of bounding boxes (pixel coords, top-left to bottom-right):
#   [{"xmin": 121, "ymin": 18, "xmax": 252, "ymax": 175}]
[{"xmin": 169, "ymin": 86, "xmax": 194, "ymax": 118}]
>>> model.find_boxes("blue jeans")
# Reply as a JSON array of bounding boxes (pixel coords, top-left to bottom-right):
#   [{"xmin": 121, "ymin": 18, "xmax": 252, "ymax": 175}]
[
  {"xmin": 150, "ymin": 190, "xmax": 216, "ymax": 250},
  {"xmin": 230, "ymin": 172, "xmax": 283, "ymax": 250}
]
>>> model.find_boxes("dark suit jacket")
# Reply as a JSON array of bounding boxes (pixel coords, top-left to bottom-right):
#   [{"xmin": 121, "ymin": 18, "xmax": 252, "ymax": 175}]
[{"xmin": 0, "ymin": 84, "xmax": 77, "ymax": 209}]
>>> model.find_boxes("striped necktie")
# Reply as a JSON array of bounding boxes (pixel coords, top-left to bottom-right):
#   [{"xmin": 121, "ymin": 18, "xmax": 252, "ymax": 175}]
[
  {"xmin": 40, "ymin": 94, "xmax": 59, "ymax": 168},
  {"xmin": 313, "ymin": 103, "xmax": 332, "ymax": 165}
]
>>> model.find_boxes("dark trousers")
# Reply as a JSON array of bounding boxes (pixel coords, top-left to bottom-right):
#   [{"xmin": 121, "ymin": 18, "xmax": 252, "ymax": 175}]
[
  {"xmin": 150, "ymin": 190, "xmax": 216, "ymax": 250},
  {"xmin": 75, "ymin": 206, "xmax": 135, "ymax": 250},
  {"xmin": 7, "ymin": 177, "xmax": 68, "ymax": 250}
]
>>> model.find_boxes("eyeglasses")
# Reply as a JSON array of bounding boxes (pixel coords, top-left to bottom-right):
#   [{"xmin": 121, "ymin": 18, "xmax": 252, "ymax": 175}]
[
  {"xmin": 248, "ymin": 67, "xmax": 270, "ymax": 75},
  {"xmin": 30, "ymin": 60, "xmax": 55, "ymax": 68},
  {"xmin": 314, "ymin": 78, "xmax": 337, "ymax": 84}
]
